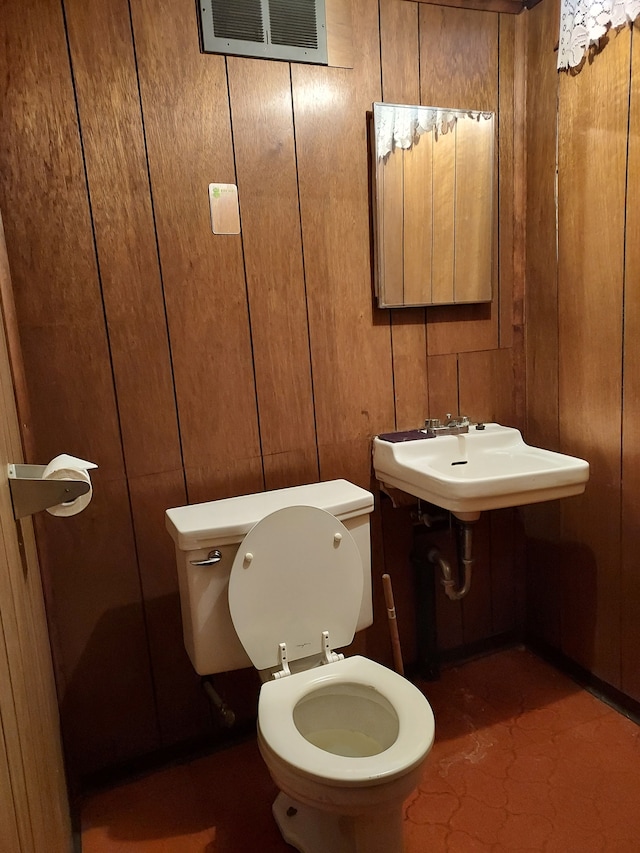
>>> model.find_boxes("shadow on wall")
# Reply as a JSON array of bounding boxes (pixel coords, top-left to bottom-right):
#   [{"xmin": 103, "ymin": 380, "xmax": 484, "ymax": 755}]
[
  {"xmin": 59, "ymin": 593, "xmax": 261, "ymax": 786},
  {"xmin": 525, "ymin": 534, "xmax": 597, "ymax": 672}
]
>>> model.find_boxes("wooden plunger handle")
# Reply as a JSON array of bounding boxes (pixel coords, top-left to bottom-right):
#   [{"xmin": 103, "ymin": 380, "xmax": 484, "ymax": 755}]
[{"xmin": 382, "ymin": 573, "xmax": 404, "ymax": 676}]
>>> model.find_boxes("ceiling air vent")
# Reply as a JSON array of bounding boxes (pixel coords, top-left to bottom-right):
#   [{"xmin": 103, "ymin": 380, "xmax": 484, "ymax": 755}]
[{"xmin": 198, "ymin": 0, "xmax": 328, "ymax": 65}]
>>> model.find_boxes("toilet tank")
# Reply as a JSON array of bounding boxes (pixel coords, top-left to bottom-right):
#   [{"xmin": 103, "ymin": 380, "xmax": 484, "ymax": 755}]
[{"xmin": 165, "ymin": 480, "xmax": 375, "ymax": 676}]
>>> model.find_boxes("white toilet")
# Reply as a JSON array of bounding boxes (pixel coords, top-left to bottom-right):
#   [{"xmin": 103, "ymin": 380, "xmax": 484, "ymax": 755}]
[{"xmin": 166, "ymin": 480, "xmax": 435, "ymax": 853}]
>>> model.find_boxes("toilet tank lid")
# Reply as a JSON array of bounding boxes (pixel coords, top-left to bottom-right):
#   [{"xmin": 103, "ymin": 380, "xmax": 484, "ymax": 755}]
[{"xmin": 165, "ymin": 479, "xmax": 374, "ymax": 551}]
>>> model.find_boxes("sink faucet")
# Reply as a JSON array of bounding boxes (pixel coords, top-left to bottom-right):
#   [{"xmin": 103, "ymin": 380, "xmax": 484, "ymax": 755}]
[{"xmin": 424, "ymin": 414, "xmax": 471, "ymax": 436}]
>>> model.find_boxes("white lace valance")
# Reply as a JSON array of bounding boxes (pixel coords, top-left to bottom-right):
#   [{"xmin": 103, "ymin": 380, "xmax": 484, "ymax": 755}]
[
  {"xmin": 558, "ymin": 0, "xmax": 640, "ymax": 70},
  {"xmin": 374, "ymin": 104, "xmax": 493, "ymax": 161}
]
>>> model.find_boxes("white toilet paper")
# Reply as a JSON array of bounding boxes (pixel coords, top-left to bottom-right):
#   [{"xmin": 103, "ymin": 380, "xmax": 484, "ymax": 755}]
[{"xmin": 43, "ymin": 454, "xmax": 98, "ymax": 517}]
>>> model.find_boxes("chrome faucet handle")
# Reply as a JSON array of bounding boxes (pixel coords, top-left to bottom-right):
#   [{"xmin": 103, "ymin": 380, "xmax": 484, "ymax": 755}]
[
  {"xmin": 424, "ymin": 418, "xmax": 441, "ymax": 429},
  {"xmin": 445, "ymin": 413, "xmax": 464, "ymax": 427},
  {"xmin": 445, "ymin": 413, "xmax": 470, "ymax": 427}
]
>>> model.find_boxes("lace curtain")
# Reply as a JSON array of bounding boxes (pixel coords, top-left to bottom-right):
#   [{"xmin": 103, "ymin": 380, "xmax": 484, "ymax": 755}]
[
  {"xmin": 375, "ymin": 106, "xmax": 492, "ymax": 160},
  {"xmin": 558, "ymin": 0, "xmax": 640, "ymax": 70}
]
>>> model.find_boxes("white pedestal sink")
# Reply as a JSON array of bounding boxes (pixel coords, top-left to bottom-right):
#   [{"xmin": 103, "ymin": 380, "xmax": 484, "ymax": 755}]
[{"xmin": 373, "ymin": 423, "xmax": 589, "ymax": 521}]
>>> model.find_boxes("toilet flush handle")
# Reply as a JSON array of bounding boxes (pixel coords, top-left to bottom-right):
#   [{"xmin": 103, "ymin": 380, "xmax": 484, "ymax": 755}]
[{"xmin": 190, "ymin": 549, "xmax": 222, "ymax": 566}]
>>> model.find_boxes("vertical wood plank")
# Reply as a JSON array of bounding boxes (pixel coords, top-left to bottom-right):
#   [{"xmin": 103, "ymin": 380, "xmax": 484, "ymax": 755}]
[
  {"xmin": 511, "ymin": 15, "xmax": 527, "ymax": 340},
  {"xmin": 525, "ymin": 0, "xmax": 560, "ymax": 450},
  {"xmin": 458, "ymin": 349, "xmax": 510, "ymax": 424},
  {"xmin": 227, "ymin": 57, "xmax": 319, "ymax": 490},
  {"xmin": 490, "ymin": 508, "xmax": 521, "ymax": 635},
  {"xmin": 129, "ymin": 0, "xmax": 263, "ymax": 501},
  {"xmin": 524, "ymin": 501, "xmax": 563, "ymax": 647},
  {"xmin": 380, "ymin": 151, "xmax": 406, "ymax": 305},
  {"xmin": 293, "ymin": 0, "xmax": 395, "ymax": 487},
  {"xmin": 0, "ymin": 590, "xmax": 34, "ymax": 851},
  {"xmin": 403, "ymin": 138, "xmax": 433, "ymax": 305},
  {"xmin": 522, "ymin": 0, "xmax": 563, "ymax": 654},
  {"xmin": 63, "ymin": 0, "xmax": 182, "ymax": 480},
  {"xmin": 0, "ymin": 212, "xmax": 71, "ymax": 850},
  {"xmin": 129, "ymin": 471, "xmax": 211, "ymax": 743},
  {"xmin": 431, "ymin": 131, "xmax": 456, "ymax": 304},
  {"xmin": 420, "ymin": 4, "xmax": 499, "ymax": 354},
  {"xmin": 557, "ymin": 27, "xmax": 629, "ymax": 686},
  {"xmin": 380, "ymin": 0, "xmax": 420, "ymax": 101},
  {"xmin": 621, "ymin": 27, "xmax": 640, "ymax": 703},
  {"xmin": 379, "ymin": 499, "xmax": 417, "ymax": 667},
  {"xmin": 379, "ymin": 0, "xmax": 429, "ymax": 431},
  {"xmin": 326, "ymin": 0, "xmax": 354, "ymax": 68},
  {"xmin": 387, "ymin": 312, "xmax": 429, "ymax": 432},
  {"xmin": 454, "ymin": 116, "xmax": 493, "ymax": 303},
  {"xmin": 427, "ymin": 353, "xmax": 459, "ymax": 418},
  {"xmin": 498, "ymin": 12, "xmax": 516, "ymax": 348},
  {"xmin": 0, "ymin": 700, "xmax": 22, "ymax": 852}
]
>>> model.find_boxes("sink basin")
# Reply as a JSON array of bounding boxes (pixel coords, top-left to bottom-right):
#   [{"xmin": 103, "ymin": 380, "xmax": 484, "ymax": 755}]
[{"xmin": 373, "ymin": 423, "xmax": 589, "ymax": 521}]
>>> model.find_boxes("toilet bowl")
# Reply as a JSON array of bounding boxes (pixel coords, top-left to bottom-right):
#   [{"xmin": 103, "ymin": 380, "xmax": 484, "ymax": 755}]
[
  {"xmin": 258, "ymin": 655, "xmax": 434, "ymax": 853},
  {"xmin": 166, "ymin": 480, "xmax": 435, "ymax": 853}
]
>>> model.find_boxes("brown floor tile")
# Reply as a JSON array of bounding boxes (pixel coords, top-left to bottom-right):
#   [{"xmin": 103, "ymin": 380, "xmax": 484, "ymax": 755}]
[
  {"xmin": 81, "ymin": 648, "xmax": 640, "ymax": 852},
  {"xmin": 411, "ymin": 647, "xmax": 640, "ymax": 851}
]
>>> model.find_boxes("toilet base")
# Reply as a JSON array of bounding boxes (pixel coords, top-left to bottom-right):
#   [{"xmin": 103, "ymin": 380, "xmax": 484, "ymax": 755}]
[
  {"xmin": 271, "ymin": 791, "xmax": 405, "ymax": 853},
  {"xmin": 273, "ymin": 792, "xmax": 353, "ymax": 853}
]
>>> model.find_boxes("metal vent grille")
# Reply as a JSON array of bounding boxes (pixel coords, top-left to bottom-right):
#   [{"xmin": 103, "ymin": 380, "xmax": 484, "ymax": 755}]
[
  {"xmin": 211, "ymin": 0, "xmax": 264, "ymax": 43},
  {"xmin": 269, "ymin": 0, "xmax": 318, "ymax": 48},
  {"xmin": 198, "ymin": 0, "xmax": 327, "ymax": 65}
]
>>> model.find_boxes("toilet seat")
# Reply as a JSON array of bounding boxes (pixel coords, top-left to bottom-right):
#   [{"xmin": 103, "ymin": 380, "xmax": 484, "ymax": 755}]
[
  {"xmin": 258, "ymin": 656, "xmax": 435, "ymax": 786},
  {"xmin": 229, "ymin": 505, "xmax": 363, "ymax": 672}
]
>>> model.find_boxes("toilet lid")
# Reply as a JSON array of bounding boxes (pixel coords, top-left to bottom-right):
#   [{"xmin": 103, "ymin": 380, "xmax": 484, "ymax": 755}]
[{"xmin": 228, "ymin": 505, "xmax": 364, "ymax": 672}]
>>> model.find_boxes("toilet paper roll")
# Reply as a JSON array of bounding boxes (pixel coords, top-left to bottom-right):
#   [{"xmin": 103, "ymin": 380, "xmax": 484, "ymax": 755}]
[{"xmin": 43, "ymin": 454, "xmax": 98, "ymax": 517}]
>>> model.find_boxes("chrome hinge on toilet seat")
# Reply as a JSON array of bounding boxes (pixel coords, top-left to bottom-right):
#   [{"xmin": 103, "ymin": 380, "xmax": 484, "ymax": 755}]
[{"xmin": 273, "ymin": 632, "xmax": 344, "ymax": 679}]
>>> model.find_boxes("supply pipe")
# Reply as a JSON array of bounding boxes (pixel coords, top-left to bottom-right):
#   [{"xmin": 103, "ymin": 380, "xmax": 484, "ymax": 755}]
[{"xmin": 202, "ymin": 679, "xmax": 236, "ymax": 728}]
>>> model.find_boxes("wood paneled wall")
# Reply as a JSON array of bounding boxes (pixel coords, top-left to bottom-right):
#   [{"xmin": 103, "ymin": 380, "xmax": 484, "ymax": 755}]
[
  {"xmin": 0, "ymin": 213, "xmax": 72, "ymax": 851},
  {"xmin": 0, "ymin": 0, "xmax": 525, "ymax": 780},
  {"xmin": 525, "ymin": 0, "xmax": 640, "ymax": 703}
]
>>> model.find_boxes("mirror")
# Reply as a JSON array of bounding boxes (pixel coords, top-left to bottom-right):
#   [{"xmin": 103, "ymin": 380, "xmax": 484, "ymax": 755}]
[{"xmin": 372, "ymin": 102, "xmax": 495, "ymax": 308}]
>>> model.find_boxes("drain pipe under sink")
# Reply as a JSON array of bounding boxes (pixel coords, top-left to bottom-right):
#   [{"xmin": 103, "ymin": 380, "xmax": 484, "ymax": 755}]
[{"xmin": 428, "ymin": 519, "xmax": 475, "ymax": 601}]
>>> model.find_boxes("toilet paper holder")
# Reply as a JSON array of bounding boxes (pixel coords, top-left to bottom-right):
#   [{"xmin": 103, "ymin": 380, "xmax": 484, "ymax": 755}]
[{"xmin": 7, "ymin": 463, "xmax": 91, "ymax": 520}]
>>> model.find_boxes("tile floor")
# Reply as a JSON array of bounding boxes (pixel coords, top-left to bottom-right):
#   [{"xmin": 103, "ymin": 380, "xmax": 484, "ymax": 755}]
[{"xmin": 81, "ymin": 647, "xmax": 640, "ymax": 852}]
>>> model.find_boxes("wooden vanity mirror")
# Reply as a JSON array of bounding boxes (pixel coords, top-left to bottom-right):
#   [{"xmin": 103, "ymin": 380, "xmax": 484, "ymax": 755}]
[{"xmin": 372, "ymin": 102, "xmax": 495, "ymax": 308}]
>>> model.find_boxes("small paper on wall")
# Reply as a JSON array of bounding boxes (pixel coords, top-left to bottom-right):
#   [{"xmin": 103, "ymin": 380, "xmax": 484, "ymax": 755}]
[{"xmin": 208, "ymin": 183, "xmax": 241, "ymax": 235}]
